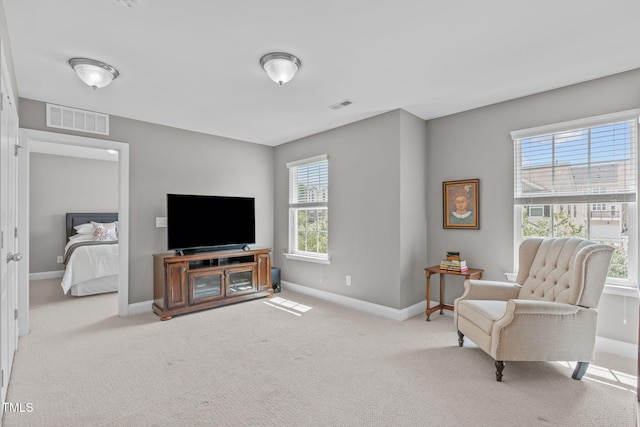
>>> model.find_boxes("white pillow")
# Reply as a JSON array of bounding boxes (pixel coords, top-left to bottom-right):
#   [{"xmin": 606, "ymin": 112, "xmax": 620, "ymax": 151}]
[
  {"xmin": 73, "ymin": 223, "xmax": 94, "ymax": 235},
  {"xmin": 91, "ymin": 221, "xmax": 118, "ymax": 241},
  {"xmin": 69, "ymin": 233, "xmax": 93, "ymax": 243}
]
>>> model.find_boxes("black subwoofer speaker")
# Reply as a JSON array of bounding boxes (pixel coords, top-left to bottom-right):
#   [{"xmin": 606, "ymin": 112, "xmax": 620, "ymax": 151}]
[{"xmin": 271, "ymin": 267, "xmax": 281, "ymax": 293}]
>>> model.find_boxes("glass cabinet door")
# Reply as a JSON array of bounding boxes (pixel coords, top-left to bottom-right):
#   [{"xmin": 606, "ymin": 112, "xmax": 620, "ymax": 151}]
[
  {"xmin": 189, "ymin": 270, "xmax": 223, "ymax": 304},
  {"xmin": 227, "ymin": 266, "xmax": 256, "ymax": 295}
]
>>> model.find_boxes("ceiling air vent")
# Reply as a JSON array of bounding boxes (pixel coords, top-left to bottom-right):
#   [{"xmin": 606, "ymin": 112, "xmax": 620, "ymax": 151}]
[
  {"xmin": 329, "ymin": 99, "xmax": 355, "ymax": 110},
  {"xmin": 46, "ymin": 103, "xmax": 110, "ymax": 136}
]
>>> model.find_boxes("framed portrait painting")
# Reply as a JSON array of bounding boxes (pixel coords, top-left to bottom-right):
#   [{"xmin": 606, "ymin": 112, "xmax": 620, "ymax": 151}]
[{"xmin": 443, "ymin": 179, "xmax": 479, "ymax": 229}]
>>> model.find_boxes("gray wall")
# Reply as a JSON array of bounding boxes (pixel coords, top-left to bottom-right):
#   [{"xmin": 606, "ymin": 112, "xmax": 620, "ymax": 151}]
[
  {"xmin": 425, "ymin": 68, "xmax": 640, "ymax": 343},
  {"xmin": 29, "ymin": 153, "xmax": 118, "ymax": 272},
  {"xmin": 274, "ymin": 109, "xmax": 428, "ymax": 309},
  {"xmin": 399, "ymin": 111, "xmax": 428, "ymax": 308},
  {"xmin": 19, "ymin": 98, "xmax": 274, "ymax": 304}
]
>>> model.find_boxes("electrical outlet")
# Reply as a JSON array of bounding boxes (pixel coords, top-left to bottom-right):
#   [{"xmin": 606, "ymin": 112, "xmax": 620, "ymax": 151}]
[
  {"xmin": 57, "ymin": 256, "xmax": 63, "ymax": 263},
  {"xmin": 346, "ymin": 275, "xmax": 351, "ymax": 286}
]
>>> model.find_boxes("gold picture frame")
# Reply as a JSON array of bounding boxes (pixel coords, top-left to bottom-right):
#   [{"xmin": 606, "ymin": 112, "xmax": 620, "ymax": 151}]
[{"xmin": 443, "ymin": 179, "xmax": 479, "ymax": 229}]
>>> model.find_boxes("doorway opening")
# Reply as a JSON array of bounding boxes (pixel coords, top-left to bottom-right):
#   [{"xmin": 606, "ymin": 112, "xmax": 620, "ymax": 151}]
[{"xmin": 18, "ymin": 129, "xmax": 129, "ymax": 335}]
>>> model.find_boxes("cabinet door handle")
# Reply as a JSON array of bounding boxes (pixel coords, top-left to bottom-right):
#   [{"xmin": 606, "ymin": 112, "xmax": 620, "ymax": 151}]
[
  {"xmin": 180, "ymin": 267, "xmax": 186, "ymax": 272},
  {"xmin": 258, "ymin": 258, "xmax": 262, "ymax": 263}
]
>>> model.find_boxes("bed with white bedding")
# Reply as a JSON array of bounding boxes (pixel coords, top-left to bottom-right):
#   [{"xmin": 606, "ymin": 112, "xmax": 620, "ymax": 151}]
[{"xmin": 61, "ymin": 213, "xmax": 119, "ymax": 296}]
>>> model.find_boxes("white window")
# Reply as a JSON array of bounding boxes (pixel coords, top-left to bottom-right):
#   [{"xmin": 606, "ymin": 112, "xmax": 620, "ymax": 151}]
[
  {"xmin": 286, "ymin": 155, "xmax": 329, "ymax": 263},
  {"xmin": 529, "ymin": 205, "xmax": 546, "ymax": 217},
  {"xmin": 512, "ymin": 109, "xmax": 638, "ymax": 286}
]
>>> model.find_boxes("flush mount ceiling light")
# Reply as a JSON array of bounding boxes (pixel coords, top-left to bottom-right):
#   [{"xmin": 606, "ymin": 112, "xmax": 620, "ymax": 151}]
[
  {"xmin": 69, "ymin": 58, "xmax": 119, "ymax": 89},
  {"xmin": 260, "ymin": 52, "xmax": 301, "ymax": 85}
]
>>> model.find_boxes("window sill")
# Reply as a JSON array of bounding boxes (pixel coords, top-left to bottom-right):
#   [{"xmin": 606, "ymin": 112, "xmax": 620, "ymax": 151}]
[
  {"xmin": 284, "ymin": 253, "xmax": 331, "ymax": 265},
  {"xmin": 603, "ymin": 283, "xmax": 638, "ymax": 298}
]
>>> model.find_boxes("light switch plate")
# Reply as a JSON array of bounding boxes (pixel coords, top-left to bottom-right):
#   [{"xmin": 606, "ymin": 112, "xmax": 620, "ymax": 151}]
[{"xmin": 155, "ymin": 217, "xmax": 167, "ymax": 228}]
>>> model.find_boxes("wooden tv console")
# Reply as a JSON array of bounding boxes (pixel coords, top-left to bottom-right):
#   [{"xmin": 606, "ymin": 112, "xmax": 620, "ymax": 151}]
[{"xmin": 152, "ymin": 247, "xmax": 273, "ymax": 320}]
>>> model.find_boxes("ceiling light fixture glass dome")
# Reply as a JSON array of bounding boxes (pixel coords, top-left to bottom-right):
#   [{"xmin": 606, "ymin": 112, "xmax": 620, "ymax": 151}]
[
  {"xmin": 260, "ymin": 52, "xmax": 301, "ymax": 85},
  {"xmin": 69, "ymin": 58, "xmax": 119, "ymax": 89}
]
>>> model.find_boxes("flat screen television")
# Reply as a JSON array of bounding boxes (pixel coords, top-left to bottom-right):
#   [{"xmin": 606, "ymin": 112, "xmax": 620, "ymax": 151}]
[{"xmin": 167, "ymin": 194, "xmax": 255, "ymax": 253}]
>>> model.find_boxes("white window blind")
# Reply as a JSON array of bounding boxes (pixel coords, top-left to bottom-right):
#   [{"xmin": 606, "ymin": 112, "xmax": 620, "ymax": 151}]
[
  {"xmin": 288, "ymin": 155, "xmax": 329, "ymax": 208},
  {"xmin": 513, "ymin": 110, "xmax": 638, "ymax": 205}
]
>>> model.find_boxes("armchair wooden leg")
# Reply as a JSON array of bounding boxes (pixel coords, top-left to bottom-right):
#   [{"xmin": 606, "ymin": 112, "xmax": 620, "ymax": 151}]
[
  {"xmin": 572, "ymin": 361, "xmax": 589, "ymax": 380},
  {"xmin": 495, "ymin": 361, "xmax": 505, "ymax": 382},
  {"xmin": 457, "ymin": 330, "xmax": 464, "ymax": 347}
]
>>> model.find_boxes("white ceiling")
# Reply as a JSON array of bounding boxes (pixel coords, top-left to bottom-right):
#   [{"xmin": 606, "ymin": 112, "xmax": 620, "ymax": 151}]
[{"xmin": 4, "ymin": 0, "xmax": 640, "ymax": 146}]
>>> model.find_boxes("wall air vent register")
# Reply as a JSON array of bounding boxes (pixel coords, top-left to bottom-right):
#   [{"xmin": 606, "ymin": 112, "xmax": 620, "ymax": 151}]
[{"xmin": 46, "ymin": 103, "xmax": 110, "ymax": 136}]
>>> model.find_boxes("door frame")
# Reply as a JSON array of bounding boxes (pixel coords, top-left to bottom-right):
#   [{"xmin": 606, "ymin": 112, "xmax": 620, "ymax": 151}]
[
  {"xmin": 0, "ymin": 45, "xmax": 18, "ymax": 406},
  {"xmin": 17, "ymin": 129, "xmax": 129, "ymax": 334}
]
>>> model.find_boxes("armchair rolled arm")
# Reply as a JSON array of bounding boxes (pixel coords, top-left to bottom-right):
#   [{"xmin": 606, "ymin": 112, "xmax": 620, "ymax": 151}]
[
  {"xmin": 457, "ymin": 280, "xmax": 522, "ymax": 302},
  {"xmin": 496, "ymin": 300, "xmax": 584, "ymax": 332},
  {"xmin": 505, "ymin": 299, "xmax": 581, "ymax": 316}
]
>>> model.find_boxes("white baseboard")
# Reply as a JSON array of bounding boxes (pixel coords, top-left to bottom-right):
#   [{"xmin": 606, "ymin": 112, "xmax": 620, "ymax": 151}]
[
  {"xmin": 596, "ymin": 336, "xmax": 637, "ymax": 359},
  {"xmin": 128, "ymin": 299, "xmax": 153, "ymax": 315},
  {"xmin": 282, "ymin": 280, "xmax": 426, "ymax": 321},
  {"xmin": 29, "ymin": 270, "xmax": 64, "ymax": 280}
]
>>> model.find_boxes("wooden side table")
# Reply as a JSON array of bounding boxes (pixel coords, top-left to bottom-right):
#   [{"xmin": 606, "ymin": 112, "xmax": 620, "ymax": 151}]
[{"xmin": 424, "ymin": 266, "xmax": 484, "ymax": 321}]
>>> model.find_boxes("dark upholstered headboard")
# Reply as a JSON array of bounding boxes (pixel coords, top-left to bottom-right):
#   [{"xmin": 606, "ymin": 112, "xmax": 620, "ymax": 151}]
[{"xmin": 65, "ymin": 212, "xmax": 118, "ymax": 242}]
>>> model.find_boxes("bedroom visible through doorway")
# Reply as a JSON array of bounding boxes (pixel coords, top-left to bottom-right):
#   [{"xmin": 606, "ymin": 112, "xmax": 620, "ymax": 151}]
[{"xmin": 17, "ymin": 129, "xmax": 129, "ymax": 336}]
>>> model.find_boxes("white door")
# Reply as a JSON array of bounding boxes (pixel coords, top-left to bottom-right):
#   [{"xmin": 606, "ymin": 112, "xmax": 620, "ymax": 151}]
[
  {"xmin": 0, "ymin": 44, "xmax": 20, "ymax": 406},
  {"xmin": 0, "ymin": 57, "xmax": 7, "ymax": 405}
]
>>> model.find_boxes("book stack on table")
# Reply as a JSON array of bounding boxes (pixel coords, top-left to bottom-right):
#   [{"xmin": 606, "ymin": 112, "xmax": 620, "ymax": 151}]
[{"xmin": 439, "ymin": 251, "xmax": 468, "ymax": 273}]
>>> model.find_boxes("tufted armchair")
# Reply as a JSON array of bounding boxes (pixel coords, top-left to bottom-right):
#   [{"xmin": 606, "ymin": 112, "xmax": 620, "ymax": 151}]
[{"xmin": 454, "ymin": 238, "xmax": 614, "ymax": 382}]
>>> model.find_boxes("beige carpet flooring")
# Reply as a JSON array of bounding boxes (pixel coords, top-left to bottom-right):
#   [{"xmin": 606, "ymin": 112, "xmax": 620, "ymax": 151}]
[{"xmin": 3, "ymin": 279, "xmax": 638, "ymax": 426}]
